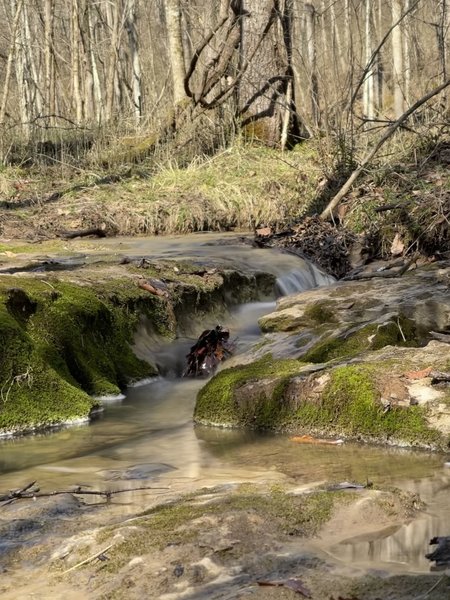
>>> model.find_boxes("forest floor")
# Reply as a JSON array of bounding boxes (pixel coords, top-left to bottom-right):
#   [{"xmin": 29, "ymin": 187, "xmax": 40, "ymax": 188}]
[{"xmin": 0, "ymin": 138, "xmax": 448, "ymax": 275}]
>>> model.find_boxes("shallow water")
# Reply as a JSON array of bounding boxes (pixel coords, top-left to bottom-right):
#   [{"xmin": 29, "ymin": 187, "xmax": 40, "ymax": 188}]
[{"xmin": 0, "ymin": 234, "xmax": 449, "ymax": 574}]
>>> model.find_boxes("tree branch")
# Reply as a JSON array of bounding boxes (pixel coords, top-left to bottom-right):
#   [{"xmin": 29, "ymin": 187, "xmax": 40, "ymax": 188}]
[{"xmin": 321, "ymin": 78, "xmax": 450, "ymax": 219}]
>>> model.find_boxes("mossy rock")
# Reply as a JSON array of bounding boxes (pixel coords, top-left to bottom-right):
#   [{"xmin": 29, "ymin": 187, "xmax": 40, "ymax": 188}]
[
  {"xmin": 195, "ymin": 357, "xmax": 444, "ymax": 449},
  {"xmin": 194, "ymin": 355, "xmax": 305, "ymax": 427},
  {"xmin": 302, "ymin": 317, "xmax": 419, "ymax": 364},
  {"xmin": 0, "ymin": 277, "xmax": 157, "ymax": 433},
  {"xmin": 259, "ymin": 300, "xmax": 338, "ymax": 333}
]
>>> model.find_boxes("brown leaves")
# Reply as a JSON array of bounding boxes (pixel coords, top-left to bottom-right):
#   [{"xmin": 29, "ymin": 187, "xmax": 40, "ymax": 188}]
[
  {"xmin": 254, "ymin": 215, "xmax": 356, "ymax": 279},
  {"xmin": 257, "ymin": 578, "xmax": 312, "ymax": 597},
  {"xmin": 404, "ymin": 367, "xmax": 432, "ymax": 380},
  {"xmin": 290, "ymin": 434, "xmax": 344, "ymax": 446}
]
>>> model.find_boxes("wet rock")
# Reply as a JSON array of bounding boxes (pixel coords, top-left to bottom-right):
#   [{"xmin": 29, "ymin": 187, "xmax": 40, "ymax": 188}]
[
  {"xmin": 196, "ymin": 262, "xmax": 450, "ymax": 449},
  {"xmin": 100, "ymin": 462, "xmax": 177, "ymax": 481}
]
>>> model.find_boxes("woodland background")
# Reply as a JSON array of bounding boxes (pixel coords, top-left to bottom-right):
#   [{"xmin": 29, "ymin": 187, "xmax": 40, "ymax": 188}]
[{"xmin": 0, "ymin": 0, "xmax": 449, "ymax": 165}]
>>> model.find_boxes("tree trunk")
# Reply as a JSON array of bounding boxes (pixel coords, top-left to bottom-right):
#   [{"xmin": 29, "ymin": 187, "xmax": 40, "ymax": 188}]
[
  {"xmin": 23, "ymin": 2, "xmax": 43, "ymax": 118},
  {"xmin": 165, "ymin": 0, "xmax": 187, "ymax": 105},
  {"xmin": 392, "ymin": 0, "xmax": 404, "ymax": 118},
  {"xmin": 11, "ymin": 0, "xmax": 30, "ymax": 137},
  {"xmin": 0, "ymin": 0, "xmax": 23, "ymax": 125},
  {"xmin": 105, "ymin": 0, "xmax": 121, "ymax": 122},
  {"xmin": 125, "ymin": 0, "xmax": 142, "ymax": 124},
  {"xmin": 71, "ymin": 0, "xmax": 83, "ymax": 123},
  {"xmin": 44, "ymin": 0, "xmax": 55, "ymax": 125},
  {"xmin": 363, "ymin": 0, "xmax": 375, "ymax": 119},
  {"xmin": 87, "ymin": 0, "xmax": 103, "ymax": 124},
  {"xmin": 305, "ymin": 3, "xmax": 319, "ymax": 129}
]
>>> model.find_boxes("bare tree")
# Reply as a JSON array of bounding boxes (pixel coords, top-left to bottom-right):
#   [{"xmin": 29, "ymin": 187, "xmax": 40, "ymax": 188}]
[
  {"xmin": 0, "ymin": 0, "xmax": 23, "ymax": 124},
  {"xmin": 71, "ymin": 0, "xmax": 83, "ymax": 123},
  {"xmin": 363, "ymin": 0, "xmax": 375, "ymax": 119},
  {"xmin": 392, "ymin": 0, "xmax": 405, "ymax": 117},
  {"xmin": 125, "ymin": 0, "xmax": 142, "ymax": 123},
  {"xmin": 43, "ymin": 0, "xmax": 55, "ymax": 124},
  {"xmin": 165, "ymin": 0, "xmax": 187, "ymax": 105},
  {"xmin": 304, "ymin": 3, "xmax": 319, "ymax": 129}
]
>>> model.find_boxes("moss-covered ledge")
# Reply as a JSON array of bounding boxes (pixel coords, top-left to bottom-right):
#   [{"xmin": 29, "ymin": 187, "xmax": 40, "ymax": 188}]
[
  {"xmin": 195, "ymin": 345, "xmax": 450, "ymax": 450},
  {"xmin": 0, "ymin": 258, "xmax": 276, "ymax": 435},
  {"xmin": 0, "ymin": 277, "xmax": 158, "ymax": 434}
]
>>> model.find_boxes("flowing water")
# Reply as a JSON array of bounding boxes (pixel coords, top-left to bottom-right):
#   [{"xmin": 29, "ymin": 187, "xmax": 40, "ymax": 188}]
[{"xmin": 0, "ymin": 234, "xmax": 449, "ymax": 574}]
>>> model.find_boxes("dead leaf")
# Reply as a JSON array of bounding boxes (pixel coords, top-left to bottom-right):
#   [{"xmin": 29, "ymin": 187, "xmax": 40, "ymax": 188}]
[
  {"xmin": 255, "ymin": 227, "xmax": 272, "ymax": 237},
  {"xmin": 290, "ymin": 435, "xmax": 344, "ymax": 446},
  {"xmin": 257, "ymin": 578, "xmax": 312, "ymax": 597},
  {"xmin": 391, "ymin": 233, "xmax": 405, "ymax": 257},
  {"xmin": 404, "ymin": 367, "xmax": 432, "ymax": 380}
]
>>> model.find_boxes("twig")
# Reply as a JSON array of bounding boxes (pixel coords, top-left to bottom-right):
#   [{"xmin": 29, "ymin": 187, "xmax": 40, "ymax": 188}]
[
  {"xmin": 397, "ymin": 317, "xmax": 406, "ymax": 342},
  {"xmin": 0, "ymin": 483, "xmax": 169, "ymax": 507},
  {"xmin": 62, "ymin": 544, "xmax": 114, "ymax": 574},
  {"xmin": 411, "ymin": 575, "xmax": 446, "ymax": 600},
  {"xmin": 374, "ymin": 203, "xmax": 405, "ymax": 213}
]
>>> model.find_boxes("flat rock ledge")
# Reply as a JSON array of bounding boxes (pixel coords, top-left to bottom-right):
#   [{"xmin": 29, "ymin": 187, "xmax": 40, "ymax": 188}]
[{"xmin": 195, "ymin": 261, "xmax": 450, "ymax": 449}]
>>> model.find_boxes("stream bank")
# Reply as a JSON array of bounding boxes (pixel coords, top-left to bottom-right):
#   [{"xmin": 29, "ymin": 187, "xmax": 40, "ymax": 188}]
[{"xmin": 0, "ymin": 237, "xmax": 276, "ymax": 435}]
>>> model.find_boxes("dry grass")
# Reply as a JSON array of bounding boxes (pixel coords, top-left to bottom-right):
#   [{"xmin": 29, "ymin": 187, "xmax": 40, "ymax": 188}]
[{"xmin": 45, "ymin": 143, "xmax": 324, "ymax": 236}]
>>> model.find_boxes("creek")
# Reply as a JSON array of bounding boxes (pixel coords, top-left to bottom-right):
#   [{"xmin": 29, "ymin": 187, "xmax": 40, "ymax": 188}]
[{"xmin": 0, "ymin": 234, "xmax": 449, "ymax": 576}]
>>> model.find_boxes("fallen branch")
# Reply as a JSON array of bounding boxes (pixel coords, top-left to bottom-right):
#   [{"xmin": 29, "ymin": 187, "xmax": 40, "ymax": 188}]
[
  {"xmin": 1, "ymin": 483, "xmax": 168, "ymax": 507},
  {"xmin": 321, "ymin": 77, "xmax": 450, "ymax": 219},
  {"xmin": 62, "ymin": 543, "xmax": 114, "ymax": 574},
  {"xmin": 0, "ymin": 480, "xmax": 39, "ymax": 503},
  {"xmin": 342, "ymin": 259, "xmax": 414, "ymax": 281},
  {"xmin": 430, "ymin": 331, "xmax": 450, "ymax": 343},
  {"xmin": 60, "ymin": 227, "xmax": 107, "ymax": 240}
]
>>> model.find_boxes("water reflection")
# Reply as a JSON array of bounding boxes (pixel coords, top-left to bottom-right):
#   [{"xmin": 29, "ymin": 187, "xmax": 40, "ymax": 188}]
[{"xmin": 329, "ymin": 473, "xmax": 450, "ymax": 571}]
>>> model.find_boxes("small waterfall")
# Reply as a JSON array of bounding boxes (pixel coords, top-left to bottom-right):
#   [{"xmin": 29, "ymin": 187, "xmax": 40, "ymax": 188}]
[{"xmin": 276, "ymin": 261, "xmax": 335, "ymax": 296}]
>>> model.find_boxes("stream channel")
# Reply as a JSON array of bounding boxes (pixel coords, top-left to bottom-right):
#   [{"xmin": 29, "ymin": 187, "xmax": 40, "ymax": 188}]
[{"xmin": 0, "ymin": 234, "xmax": 449, "ymax": 576}]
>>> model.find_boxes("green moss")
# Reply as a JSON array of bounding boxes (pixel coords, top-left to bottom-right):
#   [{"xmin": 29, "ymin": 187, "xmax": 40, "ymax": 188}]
[
  {"xmin": 303, "ymin": 317, "xmax": 419, "ymax": 364},
  {"xmin": 0, "ymin": 276, "xmax": 157, "ymax": 433},
  {"xmin": 195, "ymin": 355, "xmax": 303, "ymax": 426},
  {"xmin": 0, "ymin": 304, "xmax": 95, "ymax": 431},
  {"xmin": 98, "ymin": 485, "xmax": 349, "ymax": 573},
  {"xmin": 294, "ymin": 365, "xmax": 441, "ymax": 445},
  {"xmin": 303, "ymin": 301, "xmax": 337, "ymax": 324}
]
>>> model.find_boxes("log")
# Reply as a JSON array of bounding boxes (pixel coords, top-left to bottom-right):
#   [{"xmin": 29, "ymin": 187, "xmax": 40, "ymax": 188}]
[
  {"xmin": 321, "ymin": 78, "xmax": 450, "ymax": 219},
  {"xmin": 60, "ymin": 227, "xmax": 107, "ymax": 239}
]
